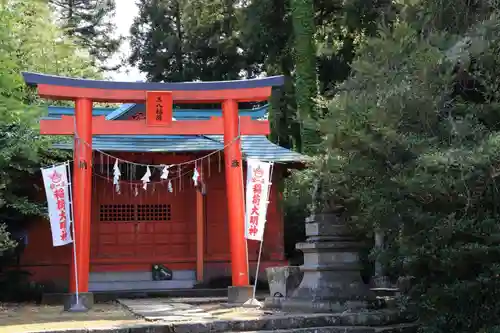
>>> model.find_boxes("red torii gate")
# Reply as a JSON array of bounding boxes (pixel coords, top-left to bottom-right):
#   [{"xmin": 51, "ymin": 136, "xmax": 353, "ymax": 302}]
[{"xmin": 22, "ymin": 72, "xmax": 284, "ymax": 304}]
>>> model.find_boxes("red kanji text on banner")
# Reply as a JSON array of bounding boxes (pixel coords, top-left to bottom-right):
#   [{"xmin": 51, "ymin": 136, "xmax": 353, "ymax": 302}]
[
  {"xmin": 244, "ymin": 159, "xmax": 272, "ymax": 241},
  {"xmin": 42, "ymin": 164, "xmax": 73, "ymax": 247}
]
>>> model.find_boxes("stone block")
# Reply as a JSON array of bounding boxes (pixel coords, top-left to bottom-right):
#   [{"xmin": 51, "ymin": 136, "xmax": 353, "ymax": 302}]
[
  {"xmin": 265, "ymin": 266, "xmax": 303, "ymax": 298},
  {"xmin": 227, "ymin": 285, "xmax": 253, "ymax": 304},
  {"xmin": 263, "ymin": 296, "xmax": 285, "ymax": 309},
  {"xmin": 63, "ymin": 292, "xmax": 94, "ymax": 311}
]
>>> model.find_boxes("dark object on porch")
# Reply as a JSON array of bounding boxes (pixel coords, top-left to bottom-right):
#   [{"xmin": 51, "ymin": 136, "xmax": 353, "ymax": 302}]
[{"xmin": 152, "ymin": 264, "xmax": 172, "ymax": 281}]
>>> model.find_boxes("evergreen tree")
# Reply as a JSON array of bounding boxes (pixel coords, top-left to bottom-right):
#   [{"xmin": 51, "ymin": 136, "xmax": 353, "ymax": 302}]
[
  {"xmin": 240, "ymin": 0, "xmax": 394, "ymax": 152},
  {"xmin": 0, "ymin": 0, "xmax": 99, "ymax": 253},
  {"xmin": 240, "ymin": 0, "xmax": 300, "ymax": 150},
  {"xmin": 129, "ymin": 0, "xmax": 392, "ymax": 150},
  {"xmin": 311, "ymin": 1, "xmax": 500, "ymax": 331},
  {"xmin": 49, "ymin": 0, "xmax": 121, "ymax": 68},
  {"xmin": 181, "ymin": 0, "xmax": 243, "ymax": 81},
  {"xmin": 129, "ymin": 0, "xmax": 186, "ymax": 82},
  {"xmin": 290, "ymin": 0, "xmax": 317, "ymax": 152},
  {"xmin": 129, "ymin": 0, "xmax": 244, "ymax": 82}
]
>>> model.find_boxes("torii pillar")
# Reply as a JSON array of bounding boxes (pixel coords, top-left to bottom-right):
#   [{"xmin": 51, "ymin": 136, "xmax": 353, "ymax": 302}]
[
  {"xmin": 22, "ymin": 72, "xmax": 285, "ymax": 310},
  {"xmin": 222, "ymin": 99, "xmax": 251, "ymax": 301},
  {"xmin": 69, "ymin": 98, "xmax": 94, "ymax": 310}
]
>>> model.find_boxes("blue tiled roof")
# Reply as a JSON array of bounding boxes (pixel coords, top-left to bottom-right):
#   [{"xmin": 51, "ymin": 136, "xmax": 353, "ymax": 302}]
[
  {"xmin": 46, "ymin": 104, "xmax": 268, "ymax": 120},
  {"xmin": 207, "ymin": 136, "xmax": 306, "ymax": 163},
  {"xmin": 105, "ymin": 104, "xmax": 136, "ymax": 120},
  {"xmin": 47, "ymin": 103, "xmax": 307, "ymax": 163},
  {"xmin": 53, "ymin": 135, "xmax": 307, "ymax": 163}
]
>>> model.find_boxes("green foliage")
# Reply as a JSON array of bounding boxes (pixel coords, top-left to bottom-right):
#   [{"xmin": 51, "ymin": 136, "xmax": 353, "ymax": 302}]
[
  {"xmin": 290, "ymin": 0, "xmax": 317, "ymax": 125},
  {"xmin": 0, "ymin": 224, "xmax": 15, "ymax": 253},
  {"xmin": 129, "ymin": 0, "xmax": 244, "ymax": 82},
  {"xmin": 0, "ymin": 0, "xmax": 99, "ymax": 253},
  {"xmin": 129, "ymin": 0, "xmax": 187, "ymax": 82},
  {"xmin": 49, "ymin": 0, "xmax": 122, "ymax": 69},
  {"xmin": 308, "ymin": 1, "xmax": 500, "ymax": 331},
  {"xmin": 129, "ymin": 0, "xmax": 392, "ymax": 153},
  {"xmin": 237, "ymin": 0, "xmax": 397, "ymax": 255},
  {"xmin": 282, "ymin": 163, "xmax": 316, "ymax": 255},
  {"xmin": 240, "ymin": 0, "xmax": 302, "ymax": 151},
  {"xmin": 181, "ymin": 0, "xmax": 244, "ymax": 80}
]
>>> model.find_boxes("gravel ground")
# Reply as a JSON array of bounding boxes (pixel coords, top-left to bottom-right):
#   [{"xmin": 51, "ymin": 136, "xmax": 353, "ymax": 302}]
[{"xmin": 0, "ymin": 302, "xmax": 144, "ymax": 333}]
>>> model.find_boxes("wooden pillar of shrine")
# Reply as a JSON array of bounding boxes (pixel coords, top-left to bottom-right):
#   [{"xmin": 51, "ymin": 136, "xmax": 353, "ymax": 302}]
[
  {"xmin": 222, "ymin": 99, "xmax": 249, "ymax": 287},
  {"xmin": 68, "ymin": 98, "xmax": 93, "ymax": 308}
]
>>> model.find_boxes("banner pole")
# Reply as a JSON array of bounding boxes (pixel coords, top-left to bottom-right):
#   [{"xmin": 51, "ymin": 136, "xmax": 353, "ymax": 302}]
[
  {"xmin": 252, "ymin": 234, "xmax": 265, "ymax": 301},
  {"xmin": 66, "ymin": 162, "xmax": 80, "ymax": 305},
  {"xmin": 67, "ymin": 136, "xmax": 87, "ymax": 312},
  {"xmin": 245, "ymin": 239, "xmax": 250, "ymax": 281}
]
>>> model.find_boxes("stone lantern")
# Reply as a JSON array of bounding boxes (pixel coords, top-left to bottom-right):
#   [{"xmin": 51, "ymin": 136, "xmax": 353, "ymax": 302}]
[{"xmin": 279, "ymin": 177, "xmax": 376, "ymax": 312}]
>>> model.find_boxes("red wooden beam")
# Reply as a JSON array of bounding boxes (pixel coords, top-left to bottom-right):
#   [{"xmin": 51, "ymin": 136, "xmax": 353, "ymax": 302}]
[
  {"xmin": 37, "ymin": 85, "xmax": 273, "ymax": 103},
  {"xmin": 196, "ymin": 188, "xmax": 204, "ymax": 282},
  {"xmin": 40, "ymin": 116, "xmax": 270, "ymax": 136}
]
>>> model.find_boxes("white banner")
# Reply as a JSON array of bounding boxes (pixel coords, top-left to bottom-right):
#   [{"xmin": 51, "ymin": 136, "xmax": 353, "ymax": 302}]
[
  {"xmin": 245, "ymin": 159, "xmax": 272, "ymax": 241},
  {"xmin": 41, "ymin": 164, "xmax": 73, "ymax": 247}
]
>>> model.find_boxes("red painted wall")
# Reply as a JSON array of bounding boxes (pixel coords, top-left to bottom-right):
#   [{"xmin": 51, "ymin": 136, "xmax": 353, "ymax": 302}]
[{"xmin": 18, "ymin": 152, "xmax": 286, "ymax": 287}]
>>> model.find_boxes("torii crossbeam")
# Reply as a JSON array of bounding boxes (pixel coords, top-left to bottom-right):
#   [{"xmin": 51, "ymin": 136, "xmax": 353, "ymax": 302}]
[{"xmin": 23, "ymin": 72, "xmax": 284, "ymax": 305}]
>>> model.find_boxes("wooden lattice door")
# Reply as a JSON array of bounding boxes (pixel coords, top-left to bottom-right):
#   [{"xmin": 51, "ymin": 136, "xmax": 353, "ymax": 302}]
[{"xmin": 91, "ymin": 175, "xmax": 196, "ymax": 264}]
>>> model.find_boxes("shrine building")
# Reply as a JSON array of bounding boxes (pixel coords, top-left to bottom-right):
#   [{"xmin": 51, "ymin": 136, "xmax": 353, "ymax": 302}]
[{"xmin": 17, "ymin": 73, "xmax": 307, "ymax": 295}]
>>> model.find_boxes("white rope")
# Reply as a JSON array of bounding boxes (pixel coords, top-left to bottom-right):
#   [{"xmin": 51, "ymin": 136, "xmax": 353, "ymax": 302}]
[
  {"xmin": 72, "ymin": 129, "xmax": 241, "ymax": 168},
  {"xmin": 92, "ymin": 164, "xmax": 198, "ymax": 185}
]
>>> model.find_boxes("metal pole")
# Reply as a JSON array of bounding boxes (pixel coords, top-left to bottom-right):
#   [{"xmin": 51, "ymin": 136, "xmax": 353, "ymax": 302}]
[
  {"xmin": 66, "ymin": 161, "xmax": 80, "ymax": 304},
  {"xmin": 252, "ymin": 235, "xmax": 265, "ymax": 300},
  {"xmin": 245, "ymin": 239, "xmax": 250, "ymax": 281},
  {"xmin": 67, "ymin": 131, "xmax": 87, "ymax": 312}
]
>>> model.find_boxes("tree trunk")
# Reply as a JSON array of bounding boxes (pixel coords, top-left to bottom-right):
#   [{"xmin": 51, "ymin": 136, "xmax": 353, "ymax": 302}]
[{"xmin": 173, "ymin": 0, "xmax": 184, "ymax": 77}]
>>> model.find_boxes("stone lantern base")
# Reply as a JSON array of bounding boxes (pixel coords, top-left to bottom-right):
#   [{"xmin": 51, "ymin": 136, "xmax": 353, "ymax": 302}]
[{"xmin": 272, "ymin": 213, "xmax": 376, "ymax": 313}]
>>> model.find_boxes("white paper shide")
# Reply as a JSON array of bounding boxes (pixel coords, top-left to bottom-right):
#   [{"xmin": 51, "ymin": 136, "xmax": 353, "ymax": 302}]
[
  {"xmin": 42, "ymin": 164, "xmax": 73, "ymax": 247},
  {"xmin": 244, "ymin": 159, "xmax": 272, "ymax": 241}
]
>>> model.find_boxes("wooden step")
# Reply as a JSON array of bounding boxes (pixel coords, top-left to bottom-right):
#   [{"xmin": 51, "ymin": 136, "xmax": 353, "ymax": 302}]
[
  {"xmin": 89, "ymin": 270, "xmax": 195, "ymax": 282},
  {"xmin": 89, "ymin": 279, "xmax": 196, "ymax": 292}
]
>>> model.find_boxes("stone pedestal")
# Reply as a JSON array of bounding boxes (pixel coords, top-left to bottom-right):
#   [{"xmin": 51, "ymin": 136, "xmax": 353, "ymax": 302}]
[
  {"xmin": 280, "ymin": 213, "xmax": 375, "ymax": 313},
  {"xmin": 227, "ymin": 285, "xmax": 253, "ymax": 304},
  {"xmin": 265, "ymin": 266, "xmax": 303, "ymax": 298},
  {"xmin": 63, "ymin": 292, "xmax": 94, "ymax": 312}
]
